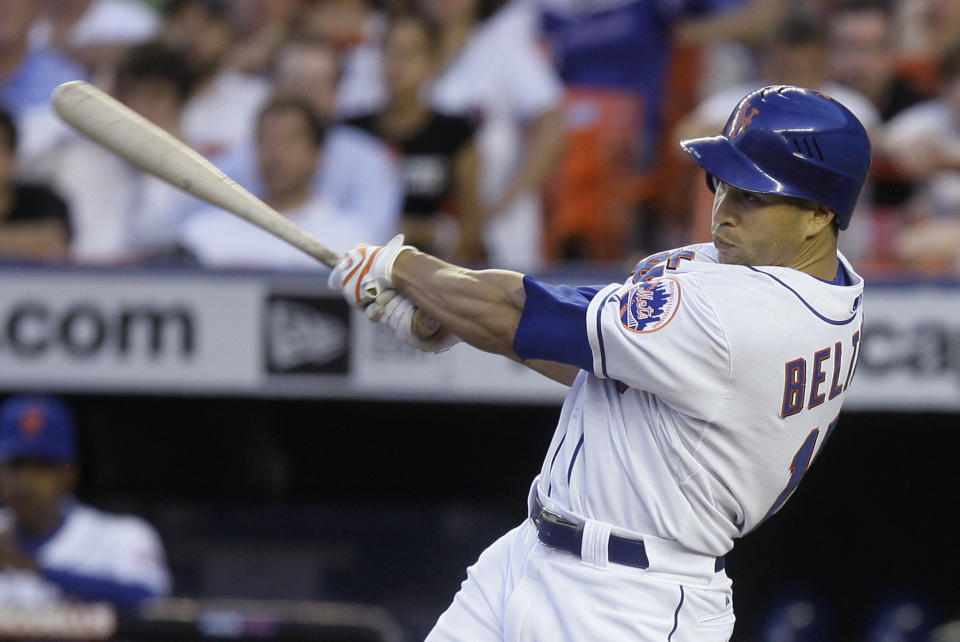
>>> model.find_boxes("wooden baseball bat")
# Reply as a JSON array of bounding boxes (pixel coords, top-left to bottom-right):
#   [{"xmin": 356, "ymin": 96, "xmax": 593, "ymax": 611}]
[{"xmin": 51, "ymin": 80, "xmax": 439, "ymax": 339}]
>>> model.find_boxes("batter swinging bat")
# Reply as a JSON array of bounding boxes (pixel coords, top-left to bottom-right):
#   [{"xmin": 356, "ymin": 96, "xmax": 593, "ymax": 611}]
[{"xmin": 51, "ymin": 80, "xmax": 439, "ymax": 339}]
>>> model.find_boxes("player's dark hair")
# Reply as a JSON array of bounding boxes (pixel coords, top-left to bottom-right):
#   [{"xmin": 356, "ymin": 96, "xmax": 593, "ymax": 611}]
[
  {"xmin": 0, "ymin": 106, "xmax": 17, "ymax": 152},
  {"xmin": 114, "ymin": 41, "xmax": 196, "ymax": 104},
  {"xmin": 257, "ymin": 96, "xmax": 327, "ymax": 148}
]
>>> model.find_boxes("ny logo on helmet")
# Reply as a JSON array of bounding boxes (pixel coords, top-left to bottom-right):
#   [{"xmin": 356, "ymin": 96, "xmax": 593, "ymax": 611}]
[{"xmin": 730, "ymin": 101, "xmax": 759, "ymax": 137}]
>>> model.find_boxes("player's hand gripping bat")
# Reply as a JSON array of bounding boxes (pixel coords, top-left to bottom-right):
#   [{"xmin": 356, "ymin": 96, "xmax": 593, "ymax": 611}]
[{"xmin": 52, "ymin": 80, "xmax": 440, "ymax": 339}]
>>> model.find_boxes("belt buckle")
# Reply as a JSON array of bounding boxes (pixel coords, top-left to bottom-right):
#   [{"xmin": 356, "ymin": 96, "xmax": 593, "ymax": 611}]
[{"xmin": 535, "ymin": 500, "xmax": 576, "ymax": 526}]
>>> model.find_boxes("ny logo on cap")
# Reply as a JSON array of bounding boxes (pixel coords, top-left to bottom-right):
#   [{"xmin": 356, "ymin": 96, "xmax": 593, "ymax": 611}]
[
  {"xmin": 19, "ymin": 406, "xmax": 47, "ymax": 439},
  {"xmin": 730, "ymin": 101, "xmax": 759, "ymax": 137}
]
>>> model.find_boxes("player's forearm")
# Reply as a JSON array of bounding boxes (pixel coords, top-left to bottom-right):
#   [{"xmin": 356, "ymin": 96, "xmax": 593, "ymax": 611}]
[{"xmin": 393, "ymin": 249, "xmax": 526, "ymax": 357}]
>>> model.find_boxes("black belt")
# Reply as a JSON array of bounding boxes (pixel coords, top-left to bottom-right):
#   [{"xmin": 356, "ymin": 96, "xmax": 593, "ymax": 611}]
[{"xmin": 531, "ymin": 497, "xmax": 725, "ymax": 572}]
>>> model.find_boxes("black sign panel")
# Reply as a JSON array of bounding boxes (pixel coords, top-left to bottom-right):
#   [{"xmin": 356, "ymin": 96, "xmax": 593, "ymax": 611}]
[{"xmin": 264, "ymin": 295, "xmax": 350, "ymax": 374}]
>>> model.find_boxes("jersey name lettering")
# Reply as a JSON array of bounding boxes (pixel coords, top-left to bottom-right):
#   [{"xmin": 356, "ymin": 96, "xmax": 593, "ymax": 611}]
[{"xmin": 780, "ymin": 328, "xmax": 862, "ymax": 417}]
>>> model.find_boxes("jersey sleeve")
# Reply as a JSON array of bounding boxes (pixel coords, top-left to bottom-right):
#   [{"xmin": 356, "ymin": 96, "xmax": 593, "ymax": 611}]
[
  {"xmin": 513, "ymin": 277, "xmax": 603, "ymax": 370},
  {"xmin": 106, "ymin": 517, "xmax": 172, "ymax": 597},
  {"xmin": 585, "ymin": 275, "xmax": 732, "ymax": 416}
]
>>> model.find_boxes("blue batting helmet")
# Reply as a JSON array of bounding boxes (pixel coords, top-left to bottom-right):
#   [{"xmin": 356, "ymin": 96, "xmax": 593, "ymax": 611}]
[{"xmin": 680, "ymin": 85, "xmax": 871, "ymax": 230}]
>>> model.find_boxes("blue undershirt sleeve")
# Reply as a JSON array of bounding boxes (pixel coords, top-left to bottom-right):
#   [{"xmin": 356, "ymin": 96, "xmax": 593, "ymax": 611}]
[
  {"xmin": 42, "ymin": 567, "xmax": 159, "ymax": 611},
  {"xmin": 512, "ymin": 276, "xmax": 602, "ymax": 370}
]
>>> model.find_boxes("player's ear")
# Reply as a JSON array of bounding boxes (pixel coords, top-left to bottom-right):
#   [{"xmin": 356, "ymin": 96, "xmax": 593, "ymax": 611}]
[{"xmin": 805, "ymin": 203, "xmax": 835, "ymax": 238}]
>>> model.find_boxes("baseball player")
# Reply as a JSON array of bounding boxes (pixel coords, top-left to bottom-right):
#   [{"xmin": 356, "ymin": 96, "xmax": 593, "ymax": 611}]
[
  {"xmin": 0, "ymin": 395, "xmax": 170, "ymax": 610},
  {"xmin": 329, "ymin": 85, "xmax": 870, "ymax": 641}
]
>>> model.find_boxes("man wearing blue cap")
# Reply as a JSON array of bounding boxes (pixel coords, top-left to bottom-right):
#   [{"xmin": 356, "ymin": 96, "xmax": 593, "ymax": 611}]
[{"xmin": 0, "ymin": 395, "xmax": 170, "ymax": 610}]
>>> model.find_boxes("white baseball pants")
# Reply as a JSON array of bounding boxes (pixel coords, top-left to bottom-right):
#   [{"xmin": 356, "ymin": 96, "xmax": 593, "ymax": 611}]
[{"xmin": 425, "ymin": 520, "xmax": 735, "ymax": 641}]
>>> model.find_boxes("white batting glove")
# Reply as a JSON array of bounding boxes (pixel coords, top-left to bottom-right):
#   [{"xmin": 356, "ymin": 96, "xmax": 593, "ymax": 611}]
[
  {"xmin": 366, "ymin": 290, "xmax": 460, "ymax": 353},
  {"xmin": 327, "ymin": 234, "xmax": 413, "ymax": 308}
]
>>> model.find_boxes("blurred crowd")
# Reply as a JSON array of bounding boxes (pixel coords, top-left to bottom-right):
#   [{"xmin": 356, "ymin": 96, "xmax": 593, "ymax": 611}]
[{"xmin": 2, "ymin": 0, "xmax": 960, "ymax": 274}]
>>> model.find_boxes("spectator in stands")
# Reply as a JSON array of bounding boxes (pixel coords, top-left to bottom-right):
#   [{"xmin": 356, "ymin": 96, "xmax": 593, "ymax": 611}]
[
  {"xmin": 0, "ymin": 395, "xmax": 170, "ymax": 610},
  {"xmin": 416, "ymin": 0, "xmax": 566, "ymax": 271},
  {"xmin": 828, "ymin": 0, "xmax": 932, "ymax": 210},
  {"xmin": 218, "ymin": 36, "xmax": 402, "ymax": 246},
  {"xmin": 46, "ymin": 42, "xmax": 201, "ymax": 263},
  {"xmin": 181, "ymin": 97, "xmax": 387, "ymax": 269},
  {"xmin": 884, "ymin": 42, "xmax": 960, "ymax": 273},
  {"xmin": 28, "ymin": 0, "xmax": 161, "ymax": 80},
  {"xmin": 340, "ymin": 14, "xmax": 484, "ymax": 262},
  {"xmin": 681, "ymin": 13, "xmax": 881, "ymax": 136},
  {"xmin": 159, "ymin": 0, "xmax": 270, "ymax": 163},
  {"xmin": 897, "ymin": 0, "xmax": 960, "ymax": 92},
  {"xmin": 0, "ymin": 0, "xmax": 88, "ymax": 169},
  {"xmin": 534, "ymin": 0, "xmax": 785, "ymax": 261},
  {"xmin": 304, "ymin": 0, "xmax": 388, "ymax": 117},
  {"xmin": 226, "ymin": 0, "xmax": 307, "ymax": 76},
  {"xmin": 829, "ymin": 0, "xmax": 930, "ymax": 122},
  {"xmin": 0, "ymin": 0, "xmax": 87, "ymax": 119},
  {"xmin": 0, "ymin": 107, "xmax": 71, "ymax": 262},
  {"xmin": 273, "ymin": 37, "xmax": 342, "ymax": 125}
]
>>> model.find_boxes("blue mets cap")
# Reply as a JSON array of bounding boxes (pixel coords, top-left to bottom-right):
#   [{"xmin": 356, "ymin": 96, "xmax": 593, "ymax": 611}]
[{"xmin": 0, "ymin": 395, "xmax": 76, "ymax": 464}]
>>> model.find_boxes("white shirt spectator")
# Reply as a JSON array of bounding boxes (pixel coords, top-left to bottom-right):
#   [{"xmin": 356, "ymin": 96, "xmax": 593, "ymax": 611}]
[
  {"xmin": 45, "ymin": 138, "xmax": 201, "ymax": 262},
  {"xmin": 214, "ymin": 125, "xmax": 402, "ymax": 246},
  {"xmin": 0, "ymin": 504, "xmax": 170, "ymax": 609},
  {"xmin": 429, "ymin": 3, "xmax": 563, "ymax": 271},
  {"xmin": 318, "ymin": 125, "xmax": 401, "ymax": 243},
  {"xmin": 180, "ymin": 196, "xmax": 379, "ymax": 270},
  {"xmin": 884, "ymin": 99, "xmax": 960, "ymax": 218},
  {"xmin": 182, "ymin": 69, "xmax": 271, "ymax": 163},
  {"xmin": 28, "ymin": 0, "xmax": 160, "ymax": 50},
  {"xmin": 336, "ymin": 42, "xmax": 386, "ymax": 117}
]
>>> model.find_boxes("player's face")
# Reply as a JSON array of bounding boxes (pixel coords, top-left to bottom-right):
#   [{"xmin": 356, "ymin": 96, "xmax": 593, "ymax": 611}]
[
  {"xmin": 0, "ymin": 459, "xmax": 74, "ymax": 533},
  {"xmin": 710, "ymin": 182, "xmax": 822, "ymax": 267}
]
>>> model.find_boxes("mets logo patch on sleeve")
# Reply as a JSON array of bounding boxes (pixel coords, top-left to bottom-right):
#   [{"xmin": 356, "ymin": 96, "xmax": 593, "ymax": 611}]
[{"xmin": 619, "ymin": 278, "xmax": 681, "ymax": 333}]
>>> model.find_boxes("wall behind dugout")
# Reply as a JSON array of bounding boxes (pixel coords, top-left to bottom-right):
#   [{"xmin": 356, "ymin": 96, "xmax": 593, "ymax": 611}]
[{"xmin": 58, "ymin": 395, "xmax": 960, "ymax": 641}]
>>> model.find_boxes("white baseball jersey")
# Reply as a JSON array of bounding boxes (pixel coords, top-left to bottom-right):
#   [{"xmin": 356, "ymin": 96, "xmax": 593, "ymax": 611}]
[
  {"xmin": 527, "ymin": 242, "xmax": 864, "ymax": 557},
  {"xmin": 0, "ymin": 503, "xmax": 170, "ymax": 608},
  {"xmin": 428, "ymin": 244, "xmax": 864, "ymax": 641}
]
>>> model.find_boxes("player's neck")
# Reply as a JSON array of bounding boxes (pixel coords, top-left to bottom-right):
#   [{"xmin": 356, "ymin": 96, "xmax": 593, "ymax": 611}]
[{"xmin": 785, "ymin": 235, "xmax": 840, "ymax": 280}]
